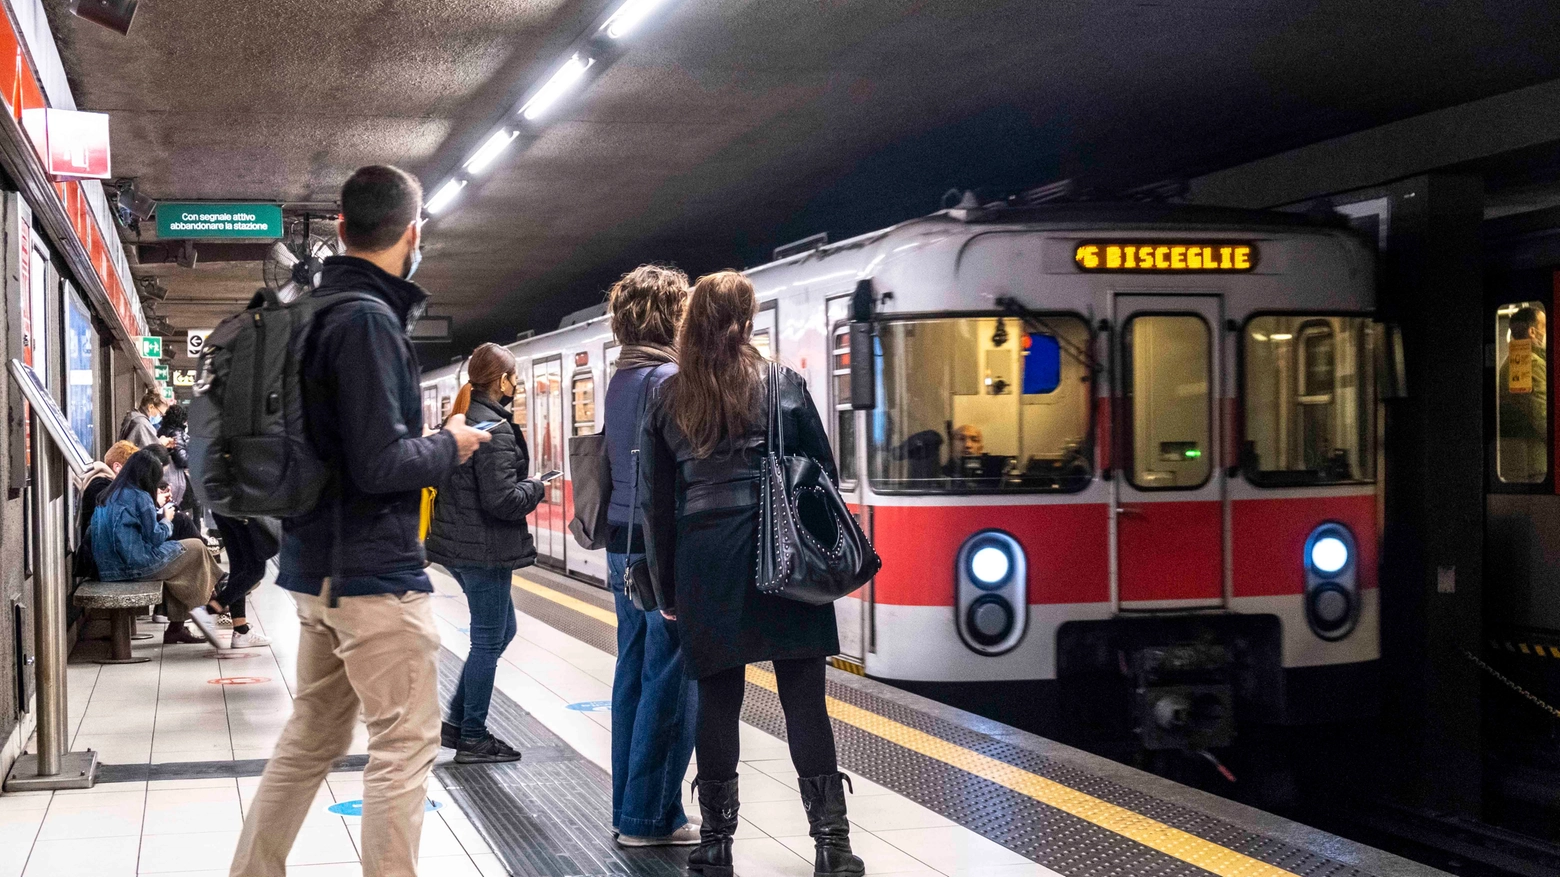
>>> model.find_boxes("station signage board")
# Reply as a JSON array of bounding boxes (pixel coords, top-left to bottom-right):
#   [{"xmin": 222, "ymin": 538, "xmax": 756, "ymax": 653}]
[
  {"xmin": 186, "ymin": 329, "xmax": 214, "ymax": 357},
  {"xmin": 155, "ymin": 203, "xmax": 283, "ymax": 239},
  {"xmin": 138, "ymin": 335, "xmax": 162, "ymax": 359},
  {"xmin": 20, "ymin": 108, "xmax": 111, "ymax": 180},
  {"xmin": 172, "ymin": 369, "xmax": 197, "ymax": 387},
  {"xmin": 1074, "ymin": 241, "xmax": 1258, "ymax": 273},
  {"xmin": 161, "ymin": 385, "xmax": 175, "ymax": 402},
  {"xmin": 153, "ymin": 364, "xmax": 170, "ymax": 383}
]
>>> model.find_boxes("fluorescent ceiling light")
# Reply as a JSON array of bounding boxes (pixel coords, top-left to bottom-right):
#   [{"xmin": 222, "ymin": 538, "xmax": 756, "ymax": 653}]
[
  {"xmin": 426, "ymin": 179, "xmax": 467, "ymax": 215},
  {"xmin": 604, "ymin": 0, "xmax": 667, "ymax": 38},
  {"xmin": 521, "ymin": 54, "xmax": 594, "ymax": 121},
  {"xmin": 465, "ymin": 130, "xmax": 518, "ymax": 175},
  {"xmin": 1269, "ymin": 332, "xmax": 1294, "ymax": 341}
]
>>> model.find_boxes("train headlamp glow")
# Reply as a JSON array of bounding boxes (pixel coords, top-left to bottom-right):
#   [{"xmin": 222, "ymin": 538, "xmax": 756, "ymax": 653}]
[
  {"xmin": 1309, "ymin": 536, "xmax": 1349, "ymax": 574},
  {"xmin": 969, "ymin": 546, "xmax": 1011, "ymax": 585}
]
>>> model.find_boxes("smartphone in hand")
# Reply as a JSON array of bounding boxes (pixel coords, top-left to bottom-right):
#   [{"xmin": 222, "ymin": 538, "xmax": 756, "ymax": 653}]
[
  {"xmin": 471, "ymin": 420, "xmax": 504, "ymax": 432},
  {"xmin": 538, "ymin": 469, "xmax": 563, "ymax": 483}
]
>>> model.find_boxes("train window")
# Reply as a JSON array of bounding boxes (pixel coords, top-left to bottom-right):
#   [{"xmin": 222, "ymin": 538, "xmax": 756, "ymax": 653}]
[
  {"xmin": 1243, "ymin": 316, "xmax": 1376, "ymax": 485},
  {"xmin": 512, "ymin": 363, "xmax": 529, "ymax": 429},
  {"xmin": 1124, "ymin": 315, "xmax": 1211, "ymax": 489},
  {"xmin": 571, "ymin": 372, "xmax": 596, "ymax": 436},
  {"xmin": 831, "ymin": 325, "xmax": 857, "ymax": 484},
  {"xmin": 868, "ymin": 315, "xmax": 1091, "ymax": 493},
  {"xmin": 1495, "ymin": 302, "xmax": 1548, "ymax": 484}
]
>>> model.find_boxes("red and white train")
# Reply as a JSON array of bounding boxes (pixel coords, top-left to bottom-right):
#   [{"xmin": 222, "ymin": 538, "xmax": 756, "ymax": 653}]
[{"xmin": 422, "ymin": 201, "xmax": 1381, "ymax": 754}]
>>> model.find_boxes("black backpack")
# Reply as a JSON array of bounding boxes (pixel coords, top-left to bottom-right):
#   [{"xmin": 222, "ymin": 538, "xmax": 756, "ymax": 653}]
[{"xmin": 187, "ymin": 287, "xmax": 383, "ymax": 518}]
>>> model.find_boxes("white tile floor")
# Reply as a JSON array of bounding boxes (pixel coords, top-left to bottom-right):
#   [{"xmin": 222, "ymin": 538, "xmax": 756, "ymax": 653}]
[{"xmin": 0, "ymin": 569, "xmax": 1059, "ymax": 877}]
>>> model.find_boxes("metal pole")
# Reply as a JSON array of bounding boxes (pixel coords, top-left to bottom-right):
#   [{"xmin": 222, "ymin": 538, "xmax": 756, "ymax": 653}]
[{"xmin": 31, "ymin": 413, "xmax": 66, "ymax": 775}]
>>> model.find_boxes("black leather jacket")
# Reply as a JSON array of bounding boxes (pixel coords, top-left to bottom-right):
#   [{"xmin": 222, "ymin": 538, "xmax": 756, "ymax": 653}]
[{"xmin": 638, "ymin": 364, "xmax": 835, "ymax": 611}]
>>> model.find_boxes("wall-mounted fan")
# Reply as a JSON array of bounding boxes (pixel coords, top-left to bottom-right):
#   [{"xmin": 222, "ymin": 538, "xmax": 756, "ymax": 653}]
[{"xmin": 262, "ymin": 217, "xmax": 337, "ymax": 302}]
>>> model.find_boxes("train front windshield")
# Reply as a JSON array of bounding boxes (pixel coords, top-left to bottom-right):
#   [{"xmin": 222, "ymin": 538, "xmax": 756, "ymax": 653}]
[
  {"xmin": 1242, "ymin": 315, "xmax": 1377, "ymax": 485},
  {"xmin": 870, "ymin": 315, "xmax": 1093, "ymax": 492}
]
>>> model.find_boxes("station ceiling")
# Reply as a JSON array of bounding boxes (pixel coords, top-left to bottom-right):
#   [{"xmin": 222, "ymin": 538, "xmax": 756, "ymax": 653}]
[{"xmin": 43, "ymin": 0, "xmax": 1560, "ymax": 360}]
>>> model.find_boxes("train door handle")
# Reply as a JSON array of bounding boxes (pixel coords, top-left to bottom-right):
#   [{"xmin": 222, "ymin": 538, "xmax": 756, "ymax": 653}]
[{"xmin": 1114, "ymin": 505, "xmax": 1146, "ymax": 518}]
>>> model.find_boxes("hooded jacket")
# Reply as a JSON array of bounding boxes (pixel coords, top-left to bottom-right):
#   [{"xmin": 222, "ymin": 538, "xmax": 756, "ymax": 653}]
[
  {"xmin": 424, "ymin": 392, "xmax": 545, "ymax": 570},
  {"xmin": 276, "ymin": 256, "xmax": 459, "ymax": 597},
  {"xmin": 118, "ymin": 410, "xmax": 158, "ymax": 448}
]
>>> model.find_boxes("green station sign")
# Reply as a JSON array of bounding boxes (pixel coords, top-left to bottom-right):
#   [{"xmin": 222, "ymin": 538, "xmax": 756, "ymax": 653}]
[
  {"xmin": 153, "ymin": 364, "xmax": 170, "ymax": 383},
  {"xmin": 155, "ymin": 202, "xmax": 283, "ymax": 239},
  {"xmin": 138, "ymin": 335, "xmax": 162, "ymax": 359}
]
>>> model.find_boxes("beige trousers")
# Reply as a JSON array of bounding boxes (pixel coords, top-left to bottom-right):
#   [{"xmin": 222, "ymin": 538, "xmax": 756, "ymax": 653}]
[
  {"xmin": 230, "ymin": 585, "xmax": 441, "ymax": 877},
  {"xmin": 153, "ymin": 538, "xmax": 222, "ymax": 626}
]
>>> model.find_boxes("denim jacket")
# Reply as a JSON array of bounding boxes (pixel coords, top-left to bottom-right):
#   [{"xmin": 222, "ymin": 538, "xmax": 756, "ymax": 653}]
[{"xmin": 89, "ymin": 486, "xmax": 183, "ymax": 582}]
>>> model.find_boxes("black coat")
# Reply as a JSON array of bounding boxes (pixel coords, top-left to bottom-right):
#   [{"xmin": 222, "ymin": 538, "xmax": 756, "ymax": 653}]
[
  {"xmin": 425, "ymin": 393, "xmax": 544, "ymax": 570},
  {"xmin": 639, "ymin": 364, "xmax": 839, "ymax": 677},
  {"xmin": 278, "ymin": 257, "xmax": 459, "ymax": 596}
]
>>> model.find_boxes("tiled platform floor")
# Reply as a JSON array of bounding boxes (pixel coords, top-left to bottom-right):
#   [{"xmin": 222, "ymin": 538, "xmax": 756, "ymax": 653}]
[{"xmin": 0, "ymin": 566, "xmax": 1057, "ymax": 877}]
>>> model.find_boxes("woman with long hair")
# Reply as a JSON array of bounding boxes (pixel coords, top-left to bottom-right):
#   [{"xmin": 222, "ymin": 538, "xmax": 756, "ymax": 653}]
[
  {"xmin": 639, "ymin": 271, "xmax": 863, "ymax": 877},
  {"xmin": 425, "ymin": 342, "xmax": 546, "ymax": 763},
  {"xmin": 602, "ymin": 265, "xmax": 697, "ymax": 847},
  {"xmin": 89, "ymin": 448, "xmax": 226, "ymax": 647}
]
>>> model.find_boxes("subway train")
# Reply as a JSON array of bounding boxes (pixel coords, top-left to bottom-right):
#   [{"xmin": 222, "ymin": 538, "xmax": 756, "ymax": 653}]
[{"xmin": 421, "ymin": 201, "xmax": 1382, "ymax": 768}]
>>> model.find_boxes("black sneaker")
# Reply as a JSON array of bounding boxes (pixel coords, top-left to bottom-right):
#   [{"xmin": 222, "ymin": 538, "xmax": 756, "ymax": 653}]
[
  {"xmin": 454, "ymin": 733, "xmax": 523, "ymax": 764},
  {"xmin": 440, "ymin": 721, "xmax": 460, "ymax": 749}
]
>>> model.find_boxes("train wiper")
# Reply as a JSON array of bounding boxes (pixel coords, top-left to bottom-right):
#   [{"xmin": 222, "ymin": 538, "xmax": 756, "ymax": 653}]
[{"xmin": 995, "ymin": 295, "xmax": 1102, "ymax": 376}]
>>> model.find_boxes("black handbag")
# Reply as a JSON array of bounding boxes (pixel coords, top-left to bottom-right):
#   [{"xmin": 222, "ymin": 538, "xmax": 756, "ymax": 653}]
[
  {"xmin": 755, "ymin": 362, "xmax": 880, "ymax": 604},
  {"xmin": 623, "ymin": 363, "xmax": 674, "ymax": 611},
  {"xmin": 567, "ymin": 432, "xmax": 611, "ymax": 550}
]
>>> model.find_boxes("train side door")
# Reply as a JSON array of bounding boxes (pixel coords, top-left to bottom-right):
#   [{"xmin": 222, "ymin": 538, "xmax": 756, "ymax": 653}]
[
  {"xmin": 753, "ymin": 300, "xmax": 778, "ymax": 361},
  {"xmin": 531, "ymin": 355, "xmax": 565, "ymax": 568},
  {"xmin": 1111, "ymin": 294, "xmax": 1227, "ymax": 607}
]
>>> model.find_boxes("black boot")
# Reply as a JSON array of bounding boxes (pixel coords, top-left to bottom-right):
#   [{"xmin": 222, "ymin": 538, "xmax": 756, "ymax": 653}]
[
  {"xmin": 799, "ymin": 773, "xmax": 864, "ymax": 877},
  {"xmin": 687, "ymin": 776, "xmax": 739, "ymax": 877}
]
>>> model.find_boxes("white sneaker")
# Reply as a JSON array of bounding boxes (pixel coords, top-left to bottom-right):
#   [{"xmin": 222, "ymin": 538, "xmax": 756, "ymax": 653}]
[
  {"xmin": 230, "ymin": 630, "xmax": 272, "ymax": 649},
  {"xmin": 186, "ymin": 606, "xmax": 224, "ymax": 649},
  {"xmin": 617, "ymin": 822, "xmax": 701, "ymax": 847},
  {"xmin": 216, "ymin": 614, "xmax": 233, "ymax": 628}
]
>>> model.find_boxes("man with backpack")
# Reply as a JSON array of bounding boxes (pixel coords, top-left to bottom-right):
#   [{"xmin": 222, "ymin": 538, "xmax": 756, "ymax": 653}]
[{"xmin": 229, "ymin": 165, "xmax": 490, "ymax": 877}]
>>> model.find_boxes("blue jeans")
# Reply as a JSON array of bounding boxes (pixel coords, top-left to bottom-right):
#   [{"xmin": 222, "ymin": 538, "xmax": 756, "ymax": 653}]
[
  {"xmin": 445, "ymin": 566, "xmax": 518, "ymax": 740},
  {"xmin": 609, "ymin": 551, "xmax": 697, "ymax": 837}
]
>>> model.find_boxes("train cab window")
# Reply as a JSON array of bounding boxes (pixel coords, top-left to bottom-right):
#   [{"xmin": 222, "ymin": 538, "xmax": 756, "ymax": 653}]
[
  {"xmin": 1242, "ymin": 316, "xmax": 1376, "ymax": 485},
  {"xmin": 571, "ymin": 373, "xmax": 596, "ymax": 436},
  {"xmin": 869, "ymin": 315, "xmax": 1091, "ymax": 492},
  {"xmin": 831, "ymin": 325, "xmax": 857, "ymax": 484},
  {"xmin": 1495, "ymin": 302, "xmax": 1548, "ymax": 484},
  {"xmin": 1124, "ymin": 315, "xmax": 1211, "ymax": 489}
]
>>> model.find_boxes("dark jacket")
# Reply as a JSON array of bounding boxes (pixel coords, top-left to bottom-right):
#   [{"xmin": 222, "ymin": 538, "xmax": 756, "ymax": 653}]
[
  {"xmin": 425, "ymin": 392, "xmax": 545, "ymax": 570},
  {"xmin": 638, "ymin": 364, "xmax": 835, "ymax": 612},
  {"xmin": 158, "ymin": 426, "xmax": 192, "ymax": 509},
  {"xmin": 277, "ymin": 256, "xmax": 459, "ymax": 597},
  {"xmin": 89, "ymin": 485, "xmax": 183, "ymax": 582},
  {"xmin": 604, "ymin": 359, "xmax": 677, "ymax": 529},
  {"xmin": 75, "ymin": 471, "xmax": 113, "ymax": 580}
]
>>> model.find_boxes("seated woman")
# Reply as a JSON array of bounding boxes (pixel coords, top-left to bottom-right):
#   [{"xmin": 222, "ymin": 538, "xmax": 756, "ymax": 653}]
[{"xmin": 89, "ymin": 448, "xmax": 226, "ymax": 647}]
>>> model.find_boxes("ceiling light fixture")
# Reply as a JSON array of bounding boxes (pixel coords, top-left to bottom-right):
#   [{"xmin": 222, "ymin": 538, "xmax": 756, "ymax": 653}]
[
  {"xmin": 426, "ymin": 179, "xmax": 467, "ymax": 215},
  {"xmin": 603, "ymin": 0, "xmax": 668, "ymax": 38},
  {"xmin": 465, "ymin": 130, "xmax": 519, "ymax": 175},
  {"xmin": 521, "ymin": 54, "xmax": 595, "ymax": 121}
]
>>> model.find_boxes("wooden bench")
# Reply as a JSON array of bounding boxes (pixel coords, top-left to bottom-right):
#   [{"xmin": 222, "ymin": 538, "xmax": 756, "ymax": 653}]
[{"xmin": 74, "ymin": 581, "xmax": 163, "ymax": 664}]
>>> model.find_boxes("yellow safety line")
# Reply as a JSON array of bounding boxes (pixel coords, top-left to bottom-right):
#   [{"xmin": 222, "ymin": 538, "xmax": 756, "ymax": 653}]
[
  {"xmin": 517, "ymin": 573, "xmax": 1300, "ymax": 877},
  {"xmin": 513, "ymin": 573, "xmax": 619, "ymax": 627}
]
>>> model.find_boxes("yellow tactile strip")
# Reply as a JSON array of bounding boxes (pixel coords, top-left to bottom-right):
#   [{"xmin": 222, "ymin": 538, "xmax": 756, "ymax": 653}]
[{"xmin": 513, "ymin": 572, "xmax": 1313, "ymax": 877}]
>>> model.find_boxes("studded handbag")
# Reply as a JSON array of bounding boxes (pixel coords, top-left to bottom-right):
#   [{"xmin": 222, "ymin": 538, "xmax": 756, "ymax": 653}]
[{"xmin": 755, "ymin": 361, "xmax": 880, "ymax": 604}]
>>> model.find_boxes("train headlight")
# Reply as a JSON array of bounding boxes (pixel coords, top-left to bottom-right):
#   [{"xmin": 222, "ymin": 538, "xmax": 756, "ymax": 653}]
[
  {"xmin": 955, "ymin": 530, "xmax": 1027, "ymax": 656},
  {"xmin": 1309, "ymin": 536, "xmax": 1349, "ymax": 575},
  {"xmin": 969, "ymin": 545, "xmax": 1011, "ymax": 586},
  {"xmin": 1303, "ymin": 524, "xmax": 1359, "ymax": 641}
]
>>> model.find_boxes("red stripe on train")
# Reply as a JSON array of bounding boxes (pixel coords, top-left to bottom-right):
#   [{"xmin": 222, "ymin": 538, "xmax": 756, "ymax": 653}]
[
  {"xmin": 1232, "ymin": 492, "xmax": 1377, "ymax": 596},
  {"xmin": 872, "ymin": 503, "xmax": 1110, "ymax": 607}
]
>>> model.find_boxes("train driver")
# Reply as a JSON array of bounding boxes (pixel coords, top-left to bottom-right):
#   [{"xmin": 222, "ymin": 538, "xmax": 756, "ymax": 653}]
[{"xmin": 943, "ymin": 424, "xmax": 985, "ymax": 477}]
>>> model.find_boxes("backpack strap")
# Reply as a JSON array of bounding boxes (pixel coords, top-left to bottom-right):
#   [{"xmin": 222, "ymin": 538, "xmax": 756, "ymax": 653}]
[{"xmin": 625, "ymin": 363, "xmax": 674, "ymax": 559}]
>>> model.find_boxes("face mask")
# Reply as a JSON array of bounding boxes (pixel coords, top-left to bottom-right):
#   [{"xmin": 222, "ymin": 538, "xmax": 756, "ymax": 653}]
[
  {"xmin": 403, "ymin": 244, "xmax": 422, "ymax": 280},
  {"xmin": 498, "ymin": 377, "xmax": 515, "ymax": 408},
  {"xmin": 149, "ymin": 415, "xmax": 162, "ymax": 428}
]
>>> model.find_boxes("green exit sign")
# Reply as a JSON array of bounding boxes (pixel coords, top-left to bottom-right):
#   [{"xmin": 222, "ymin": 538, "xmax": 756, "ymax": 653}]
[
  {"xmin": 154, "ymin": 364, "xmax": 170, "ymax": 382},
  {"xmin": 139, "ymin": 336, "xmax": 163, "ymax": 359},
  {"xmin": 155, "ymin": 202, "xmax": 283, "ymax": 239}
]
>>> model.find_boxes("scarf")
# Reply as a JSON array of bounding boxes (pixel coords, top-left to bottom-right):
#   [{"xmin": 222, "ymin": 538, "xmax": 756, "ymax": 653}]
[{"xmin": 616, "ymin": 343, "xmax": 677, "ymax": 371}]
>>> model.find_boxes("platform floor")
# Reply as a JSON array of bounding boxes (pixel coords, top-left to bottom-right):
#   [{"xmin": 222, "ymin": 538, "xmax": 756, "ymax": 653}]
[{"xmin": 0, "ymin": 563, "xmax": 1449, "ymax": 877}]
